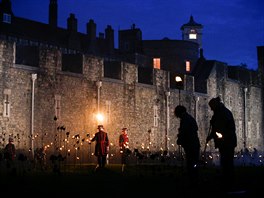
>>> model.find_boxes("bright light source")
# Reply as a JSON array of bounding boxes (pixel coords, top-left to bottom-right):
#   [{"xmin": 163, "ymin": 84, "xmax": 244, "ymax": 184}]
[
  {"xmin": 216, "ymin": 132, "xmax": 223, "ymax": 138},
  {"xmin": 96, "ymin": 113, "xmax": 104, "ymax": 122},
  {"xmin": 175, "ymin": 76, "xmax": 182, "ymax": 82}
]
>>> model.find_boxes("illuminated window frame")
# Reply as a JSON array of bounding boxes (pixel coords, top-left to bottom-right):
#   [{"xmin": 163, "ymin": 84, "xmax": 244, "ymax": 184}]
[
  {"xmin": 153, "ymin": 58, "xmax": 160, "ymax": 69},
  {"xmin": 185, "ymin": 61, "xmax": 191, "ymax": 72},
  {"xmin": 189, "ymin": 34, "xmax": 197, "ymax": 39},
  {"xmin": 189, "ymin": 29, "xmax": 197, "ymax": 39}
]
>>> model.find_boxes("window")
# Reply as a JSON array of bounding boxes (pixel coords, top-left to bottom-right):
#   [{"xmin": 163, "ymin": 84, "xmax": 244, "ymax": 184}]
[
  {"xmin": 138, "ymin": 67, "xmax": 153, "ymax": 85},
  {"xmin": 153, "ymin": 58, "xmax": 160, "ymax": 69},
  {"xmin": 189, "ymin": 29, "xmax": 197, "ymax": 39},
  {"xmin": 3, "ymin": 89, "xmax": 11, "ymax": 117},
  {"xmin": 55, "ymin": 95, "xmax": 61, "ymax": 120},
  {"xmin": 3, "ymin": 13, "xmax": 11, "ymax": 24},
  {"xmin": 154, "ymin": 105, "xmax": 159, "ymax": 127},
  {"xmin": 189, "ymin": 34, "xmax": 197, "ymax": 39},
  {"xmin": 15, "ymin": 45, "xmax": 39, "ymax": 67},
  {"xmin": 185, "ymin": 61, "xmax": 191, "ymax": 72},
  {"xmin": 104, "ymin": 60, "xmax": 121, "ymax": 80},
  {"xmin": 62, "ymin": 53, "xmax": 83, "ymax": 73}
]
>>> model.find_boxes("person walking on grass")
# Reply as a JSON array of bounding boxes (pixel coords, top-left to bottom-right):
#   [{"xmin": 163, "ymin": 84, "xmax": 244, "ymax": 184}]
[
  {"xmin": 206, "ymin": 96, "xmax": 237, "ymax": 189},
  {"xmin": 4, "ymin": 137, "xmax": 16, "ymax": 175},
  {"xmin": 174, "ymin": 105, "xmax": 201, "ymax": 182},
  {"xmin": 119, "ymin": 127, "xmax": 130, "ymax": 172},
  {"xmin": 91, "ymin": 125, "xmax": 109, "ymax": 171}
]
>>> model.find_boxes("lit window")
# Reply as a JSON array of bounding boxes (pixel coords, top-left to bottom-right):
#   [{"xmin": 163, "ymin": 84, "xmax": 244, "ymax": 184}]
[
  {"xmin": 186, "ymin": 61, "xmax": 191, "ymax": 72},
  {"xmin": 3, "ymin": 13, "xmax": 11, "ymax": 24},
  {"xmin": 153, "ymin": 58, "xmax": 160, "ymax": 69},
  {"xmin": 189, "ymin": 33, "xmax": 197, "ymax": 39},
  {"xmin": 3, "ymin": 89, "xmax": 11, "ymax": 117},
  {"xmin": 189, "ymin": 29, "xmax": 197, "ymax": 39}
]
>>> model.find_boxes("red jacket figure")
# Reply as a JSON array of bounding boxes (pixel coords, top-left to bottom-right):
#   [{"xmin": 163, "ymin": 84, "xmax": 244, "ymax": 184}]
[
  {"xmin": 119, "ymin": 128, "xmax": 129, "ymax": 150},
  {"xmin": 119, "ymin": 128, "xmax": 130, "ymax": 171},
  {"xmin": 91, "ymin": 125, "xmax": 109, "ymax": 169}
]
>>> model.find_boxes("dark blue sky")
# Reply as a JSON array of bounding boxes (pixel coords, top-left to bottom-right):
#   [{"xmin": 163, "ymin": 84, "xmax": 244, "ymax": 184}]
[{"xmin": 11, "ymin": 0, "xmax": 264, "ymax": 70}]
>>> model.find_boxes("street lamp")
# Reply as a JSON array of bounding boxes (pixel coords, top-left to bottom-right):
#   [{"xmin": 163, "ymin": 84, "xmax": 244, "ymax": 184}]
[
  {"xmin": 165, "ymin": 91, "xmax": 170, "ymax": 154},
  {"xmin": 175, "ymin": 76, "xmax": 183, "ymax": 105},
  {"xmin": 96, "ymin": 113, "xmax": 104, "ymax": 123},
  {"xmin": 175, "ymin": 75, "xmax": 183, "ymax": 160},
  {"xmin": 243, "ymin": 87, "xmax": 247, "ymax": 149}
]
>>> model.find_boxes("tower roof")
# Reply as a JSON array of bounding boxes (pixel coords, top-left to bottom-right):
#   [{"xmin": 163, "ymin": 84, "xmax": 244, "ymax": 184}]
[{"xmin": 181, "ymin": 15, "xmax": 203, "ymax": 30}]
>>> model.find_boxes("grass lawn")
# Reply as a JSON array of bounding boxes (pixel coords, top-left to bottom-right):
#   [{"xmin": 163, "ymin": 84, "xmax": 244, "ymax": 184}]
[{"xmin": 1, "ymin": 162, "xmax": 263, "ymax": 197}]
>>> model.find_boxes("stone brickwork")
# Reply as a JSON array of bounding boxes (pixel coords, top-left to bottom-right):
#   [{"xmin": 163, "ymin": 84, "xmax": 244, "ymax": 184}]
[{"xmin": 0, "ymin": 40, "xmax": 263, "ymax": 163}]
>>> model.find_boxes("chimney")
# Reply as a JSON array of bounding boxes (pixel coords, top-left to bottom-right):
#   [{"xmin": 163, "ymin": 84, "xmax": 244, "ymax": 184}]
[
  {"xmin": 105, "ymin": 25, "xmax": 114, "ymax": 53},
  {"xmin": 67, "ymin": 13, "xmax": 77, "ymax": 32},
  {"xmin": 86, "ymin": 19, "xmax": 96, "ymax": 41},
  {"xmin": 257, "ymin": 46, "xmax": 264, "ymax": 80},
  {"xmin": 49, "ymin": 0, "xmax": 57, "ymax": 27}
]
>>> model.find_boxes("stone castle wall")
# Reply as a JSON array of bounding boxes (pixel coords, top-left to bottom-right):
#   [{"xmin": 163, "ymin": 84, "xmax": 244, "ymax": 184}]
[{"xmin": 0, "ymin": 39, "xmax": 263, "ymax": 163}]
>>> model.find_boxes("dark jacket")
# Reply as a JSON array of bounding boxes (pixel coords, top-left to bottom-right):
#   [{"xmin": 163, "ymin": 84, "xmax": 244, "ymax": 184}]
[
  {"xmin": 177, "ymin": 112, "xmax": 200, "ymax": 151},
  {"xmin": 4, "ymin": 143, "xmax": 16, "ymax": 160},
  {"xmin": 208, "ymin": 103, "xmax": 237, "ymax": 149}
]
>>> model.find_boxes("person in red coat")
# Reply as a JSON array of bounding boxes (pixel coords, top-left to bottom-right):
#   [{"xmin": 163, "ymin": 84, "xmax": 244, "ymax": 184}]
[
  {"xmin": 91, "ymin": 125, "xmax": 109, "ymax": 170},
  {"xmin": 119, "ymin": 128, "xmax": 129, "ymax": 171}
]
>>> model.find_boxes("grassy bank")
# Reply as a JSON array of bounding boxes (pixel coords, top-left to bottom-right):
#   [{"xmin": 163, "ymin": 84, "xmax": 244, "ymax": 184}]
[{"xmin": 1, "ymin": 163, "xmax": 263, "ymax": 197}]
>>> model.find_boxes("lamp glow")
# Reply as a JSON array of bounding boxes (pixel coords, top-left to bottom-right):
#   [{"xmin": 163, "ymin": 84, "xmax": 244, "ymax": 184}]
[
  {"xmin": 216, "ymin": 132, "xmax": 223, "ymax": 138},
  {"xmin": 96, "ymin": 113, "xmax": 104, "ymax": 122},
  {"xmin": 175, "ymin": 76, "xmax": 182, "ymax": 82}
]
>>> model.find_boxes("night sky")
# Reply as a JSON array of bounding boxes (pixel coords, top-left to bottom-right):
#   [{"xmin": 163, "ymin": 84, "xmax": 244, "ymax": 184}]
[{"xmin": 11, "ymin": 0, "xmax": 264, "ymax": 70}]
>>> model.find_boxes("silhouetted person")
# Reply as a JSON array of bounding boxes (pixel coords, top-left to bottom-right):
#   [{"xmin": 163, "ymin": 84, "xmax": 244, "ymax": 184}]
[
  {"xmin": 175, "ymin": 105, "xmax": 201, "ymax": 182},
  {"xmin": 34, "ymin": 147, "xmax": 47, "ymax": 171},
  {"xmin": 4, "ymin": 137, "xmax": 16, "ymax": 175},
  {"xmin": 206, "ymin": 96, "xmax": 237, "ymax": 189},
  {"xmin": 252, "ymin": 148, "xmax": 259, "ymax": 166},
  {"xmin": 91, "ymin": 125, "xmax": 109, "ymax": 170},
  {"xmin": 119, "ymin": 127, "xmax": 130, "ymax": 172}
]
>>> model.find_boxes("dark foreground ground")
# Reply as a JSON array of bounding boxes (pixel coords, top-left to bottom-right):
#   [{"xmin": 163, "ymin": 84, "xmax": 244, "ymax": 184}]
[{"xmin": 1, "ymin": 163, "xmax": 263, "ymax": 197}]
